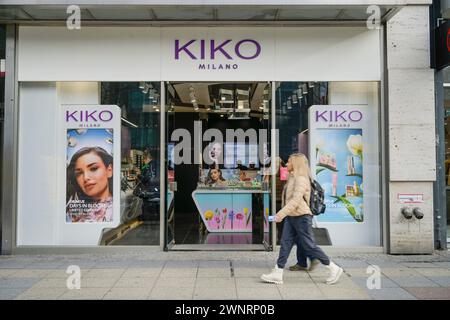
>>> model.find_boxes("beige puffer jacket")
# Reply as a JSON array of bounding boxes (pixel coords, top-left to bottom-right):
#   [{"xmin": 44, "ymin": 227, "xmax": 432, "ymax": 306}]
[{"xmin": 276, "ymin": 174, "xmax": 312, "ymax": 220}]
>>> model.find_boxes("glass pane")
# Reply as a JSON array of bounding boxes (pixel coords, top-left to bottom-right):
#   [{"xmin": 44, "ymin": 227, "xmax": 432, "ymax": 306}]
[
  {"xmin": 275, "ymin": 81, "xmax": 381, "ymax": 247},
  {"xmin": 444, "ymin": 68, "xmax": 450, "ymax": 242},
  {"xmin": 165, "ymin": 81, "xmax": 271, "ymax": 247},
  {"xmin": 0, "ymin": 25, "xmax": 5, "ymax": 252},
  {"xmin": 101, "ymin": 82, "xmax": 161, "ymax": 245}
]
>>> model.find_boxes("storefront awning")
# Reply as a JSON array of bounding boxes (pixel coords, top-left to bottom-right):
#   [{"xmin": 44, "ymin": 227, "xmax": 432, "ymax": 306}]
[{"xmin": 0, "ymin": 0, "xmax": 431, "ymax": 24}]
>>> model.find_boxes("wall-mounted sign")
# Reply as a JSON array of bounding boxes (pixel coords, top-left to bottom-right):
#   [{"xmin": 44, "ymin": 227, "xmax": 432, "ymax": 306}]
[
  {"xmin": 64, "ymin": 105, "xmax": 121, "ymax": 224},
  {"xmin": 398, "ymin": 193, "xmax": 424, "ymax": 204},
  {"xmin": 309, "ymin": 105, "xmax": 367, "ymax": 223}
]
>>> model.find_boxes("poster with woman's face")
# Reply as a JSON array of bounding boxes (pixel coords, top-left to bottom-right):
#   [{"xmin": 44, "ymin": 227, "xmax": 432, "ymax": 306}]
[{"xmin": 66, "ymin": 128, "xmax": 114, "ymax": 223}]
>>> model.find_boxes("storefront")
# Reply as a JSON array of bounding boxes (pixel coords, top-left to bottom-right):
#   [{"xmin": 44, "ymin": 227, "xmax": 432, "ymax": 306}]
[{"xmin": 0, "ymin": 2, "xmax": 437, "ymax": 254}]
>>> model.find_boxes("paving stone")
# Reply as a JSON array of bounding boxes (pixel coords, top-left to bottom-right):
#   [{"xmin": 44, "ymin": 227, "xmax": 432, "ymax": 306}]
[
  {"xmin": 0, "ymin": 288, "xmax": 27, "ymax": 300},
  {"xmin": 389, "ymin": 276, "xmax": 440, "ymax": 288},
  {"xmin": 343, "ymin": 268, "xmax": 375, "ymax": 278},
  {"xmin": 81, "ymin": 277, "xmax": 119, "ymax": 288},
  {"xmin": 114, "ymin": 277, "xmax": 156, "ymax": 289},
  {"xmin": 405, "ymin": 287, "xmax": 450, "ymax": 300},
  {"xmin": 402, "ymin": 262, "xmax": 442, "ymax": 268},
  {"xmin": 85, "ymin": 269, "xmax": 126, "ymax": 279},
  {"xmin": 103, "ymin": 287, "xmax": 152, "ymax": 300},
  {"xmin": 25, "ymin": 261, "xmax": 66, "ymax": 269},
  {"xmin": 10, "ymin": 269, "xmax": 53, "ymax": 278},
  {"xmin": 159, "ymin": 268, "xmax": 198, "ymax": 278},
  {"xmin": 236, "ymin": 277, "xmax": 283, "ymax": 288},
  {"xmin": 237, "ymin": 287, "xmax": 282, "ymax": 300},
  {"xmin": 381, "ymin": 268, "xmax": 421, "ymax": 277},
  {"xmin": 128, "ymin": 261, "xmax": 165, "ymax": 268},
  {"xmin": 198, "ymin": 260, "xmax": 231, "ymax": 268},
  {"xmin": 277, "ymin": 287, "xmax": 325, "ymax": 300},
  {"xmin": 193, "ymin": 287, "xmax": 237, "ymax": 300},
  {"xmin": 0, "ymin": 269, "xmax": 18, "ymax": 278},
  {"xmin": 350, "ymin": 276, "xmax": 399, "ymax": 289},
  {"xmin": 364, "ymin": 288, "xmax": 417, "ymax": 300},
  {"xmin": 234, "ymin": 268, "xmax": 270, "ymax": 277},
  {"xmin": 333, "ymin": 259, "xmax": 369, "ymax": 268},
  {"xmin": 45, "ymin": 268, "xmax": 91, "ymax": 279},
  {"xmin": 149, "ymin": 287, "xmax": 194, "ymax": 300},
  {"xmin": 0, "ymin": 261, "xmax": 32, "ymax": 269},
  {"xmin": 164, "ymin": 260, "xmax": 198, "ymax": 268},
  {"xmin": 196, "ymin": 277, "xmax": 235, "ymax": 288},
  {"xmin": 59, "ymin": 288, "xmax": 110, "ymax": 300},
  {"xmin": 15, "ymin": 288, "xmax": 65, "ymax": 300},
  {"xmin": 318, "ymin": 287, "xmax": 370, "ymax": 300},
  {"xmin": 32, "ymin": 278, "xmax": 70, "ymax": 289},
  {"xmin": 197, "ymin": 268, "xmax": 231, "ymax": 278},
  {"xmin": 154, "ymin": 277, "xmax": 196, "ymax": 288},
  {"xmin": 91, "ymin": 261, "xmax": 132, "ymax": 269},
  {"xmin": 428, "ymin": 277, "xmax": 450, "ymax": 287},
  {"xmin": 413, "ymin": 268, "xmax": 450, "ymax": 277},
  {"xmin": 0, "ymin": 278, "xmax": 41, "ymax": 289},
  {"xmin": 121, "ymin": 268, "xmax": 162, "ymax": 278}
]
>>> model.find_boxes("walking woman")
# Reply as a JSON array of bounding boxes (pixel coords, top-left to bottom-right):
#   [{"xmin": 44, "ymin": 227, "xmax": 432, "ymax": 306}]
[{"xmin": 261, "ymin": 153, "xmax": 343, "ymax": 285}]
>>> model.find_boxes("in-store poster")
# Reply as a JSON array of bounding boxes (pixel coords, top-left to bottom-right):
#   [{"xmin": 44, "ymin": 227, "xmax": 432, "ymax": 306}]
[
  {"xmin": 66, "ymin": 129, "xmax": 114, "ymax": 223},
  {"xmin": 64, "ymin": 105, "xmax": 121, "ymax": 224},
  {"xmin": 309, "ymin": 105, "xmax": 365, "ymax": 223}
]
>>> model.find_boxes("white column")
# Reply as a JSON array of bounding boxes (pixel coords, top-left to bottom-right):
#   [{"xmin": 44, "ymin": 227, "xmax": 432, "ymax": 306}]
[{"xmin": 387, "ymin": 6, "xmax": 435, "ymax": 253}]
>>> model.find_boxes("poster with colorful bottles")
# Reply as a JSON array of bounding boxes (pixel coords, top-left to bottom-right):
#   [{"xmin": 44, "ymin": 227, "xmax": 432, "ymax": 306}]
[{"xmin": 309, "ymin": 105, "xmax": 365, "ymax": 223}]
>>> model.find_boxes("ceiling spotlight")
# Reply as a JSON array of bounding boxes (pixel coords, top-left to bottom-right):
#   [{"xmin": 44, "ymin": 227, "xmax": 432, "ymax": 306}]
[
  {"xmin": 139, "ymin": 82, "xmax": 145, "ymax": 89},
  {"xmin": 292, "ymin": 93, "xmax": 298, "ymax": 104},
  {"xmin": 309, "ymin": 82, "xmax": 315, "ymax": 88}
]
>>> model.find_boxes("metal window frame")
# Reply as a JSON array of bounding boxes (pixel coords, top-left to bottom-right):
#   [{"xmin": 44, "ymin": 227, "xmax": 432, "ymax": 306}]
[{"xmin": 1, "ymin": 24, "xmax": 17, "ymax": 255}]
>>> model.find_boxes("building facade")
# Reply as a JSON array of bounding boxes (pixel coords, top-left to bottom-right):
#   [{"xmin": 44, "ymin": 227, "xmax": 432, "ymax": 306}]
[{"xmin": 0, "ymin": 0, "xmax": 441, "ymax": 255}]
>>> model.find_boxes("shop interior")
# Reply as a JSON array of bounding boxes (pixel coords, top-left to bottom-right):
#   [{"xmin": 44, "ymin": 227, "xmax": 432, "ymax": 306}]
[
  {"xmin": 97, "ymin": 81, "xmax": 331, "ymax": 247},
  {"xmin": 165, "ymin": 82, "xmax": 272, "ymax": 247}
]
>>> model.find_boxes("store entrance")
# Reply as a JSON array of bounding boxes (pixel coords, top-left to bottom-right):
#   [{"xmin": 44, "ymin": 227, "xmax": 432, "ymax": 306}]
[{"xmin": 163, "ymin": 82, "xmax": 272, "ymax": 250}]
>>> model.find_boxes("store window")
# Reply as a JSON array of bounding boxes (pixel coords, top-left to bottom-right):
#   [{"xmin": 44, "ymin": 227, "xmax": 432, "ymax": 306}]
[
  {"xmin": 444, "ymin": 70, "xmax": 450, "ymax": 244},
  {"xmin": 275, "ymin": 82, "xmax": 381, "ymax": 246},
  {"xmin": 16, "ymin": 81, "xmax": 161, "ymax": 246},
  {"xmin": 101, "ymin": 82, "xmax": 161, "ymax": 245},
  {"xmin": 0, "ymin": 25, "xmax": 5, "ymax": 251}
]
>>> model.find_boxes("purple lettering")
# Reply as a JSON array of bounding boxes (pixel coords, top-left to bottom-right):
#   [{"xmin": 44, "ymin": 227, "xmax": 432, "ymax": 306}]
[
  {"xmin": 235, "ymin": 39, "xmax": 261, "ymax": 60},
  {"xmin": 85, "ymin": 110, "xmax": 97, "ymax": 122},
  {"xmin": 200, "ymin": 39, "xmax": 206, "ymax": 60},
  {"xmin": 98, "ymin": 110, "xmax": 113, "ymax": 122},
  {"xmin": 66, "ymin": 110, "xmax": 78, "ymax": 122},
  {"xmin": 348, "ymin": 111, "xmax": 363, "ymax": 122},
  {"xmin": 175, "ymin": 39, "xmax": 197, "ymax": 60},
  {"xmin": 210, "ymin": 39, "xmax": 232, "ymax": 60},
  {"xmin": 334, "ymin": 111, "xmax": 347, "ymax": 122},
  {"xmin": 316, "ymin": 110, "xmax": 328, "ymax": 122}
]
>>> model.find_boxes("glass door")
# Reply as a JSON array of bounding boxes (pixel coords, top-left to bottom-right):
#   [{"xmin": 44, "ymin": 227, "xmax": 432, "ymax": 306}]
[{"xmin": 164, "ymin": 82, "xmax": 175, "ymax": 250}]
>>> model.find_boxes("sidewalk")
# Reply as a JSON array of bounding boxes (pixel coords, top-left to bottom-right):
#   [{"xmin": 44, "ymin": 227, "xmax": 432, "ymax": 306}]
[{"xmin": 1, "ymin": 249, "xmax": 450, "ymax": 300}]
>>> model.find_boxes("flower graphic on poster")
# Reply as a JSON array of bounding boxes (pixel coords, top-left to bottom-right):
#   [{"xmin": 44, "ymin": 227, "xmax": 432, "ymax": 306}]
[
  {"xmin": 313, "ymin": 128, "xmax": 364, "ymax": 223},
  {"xmin": 346, "ymin": 134, "xmax": 363, "ymax": 160}
]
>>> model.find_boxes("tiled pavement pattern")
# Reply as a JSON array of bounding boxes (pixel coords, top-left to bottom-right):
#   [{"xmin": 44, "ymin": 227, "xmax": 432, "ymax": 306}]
[{"xmin": 1, "ymin": 250, "xmax": 450, "ymax": 300}]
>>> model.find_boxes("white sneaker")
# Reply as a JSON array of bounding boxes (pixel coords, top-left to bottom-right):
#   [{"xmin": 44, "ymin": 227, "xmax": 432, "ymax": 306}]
[
  {"xmin": 261, "ymin": 265, "xmax": 283, "ymax": 284},
  {"xmin": 326, "ymin": 262, "xmax": 343, "ymax": 285}
]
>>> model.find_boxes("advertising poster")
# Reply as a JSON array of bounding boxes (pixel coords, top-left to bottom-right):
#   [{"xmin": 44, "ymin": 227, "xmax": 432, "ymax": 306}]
[
  {"xmin": 64, "ymin": 105, "xmax": 121, "ymax": 224},
  {"xmin": 309, "ymin": 105, "xmax": 366, "ymax": 223}
]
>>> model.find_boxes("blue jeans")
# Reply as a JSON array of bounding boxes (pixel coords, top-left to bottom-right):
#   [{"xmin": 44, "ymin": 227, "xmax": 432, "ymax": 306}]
[{"xmin": 277, "ymin": 215, "xmax": 330, "ymax": 269}]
